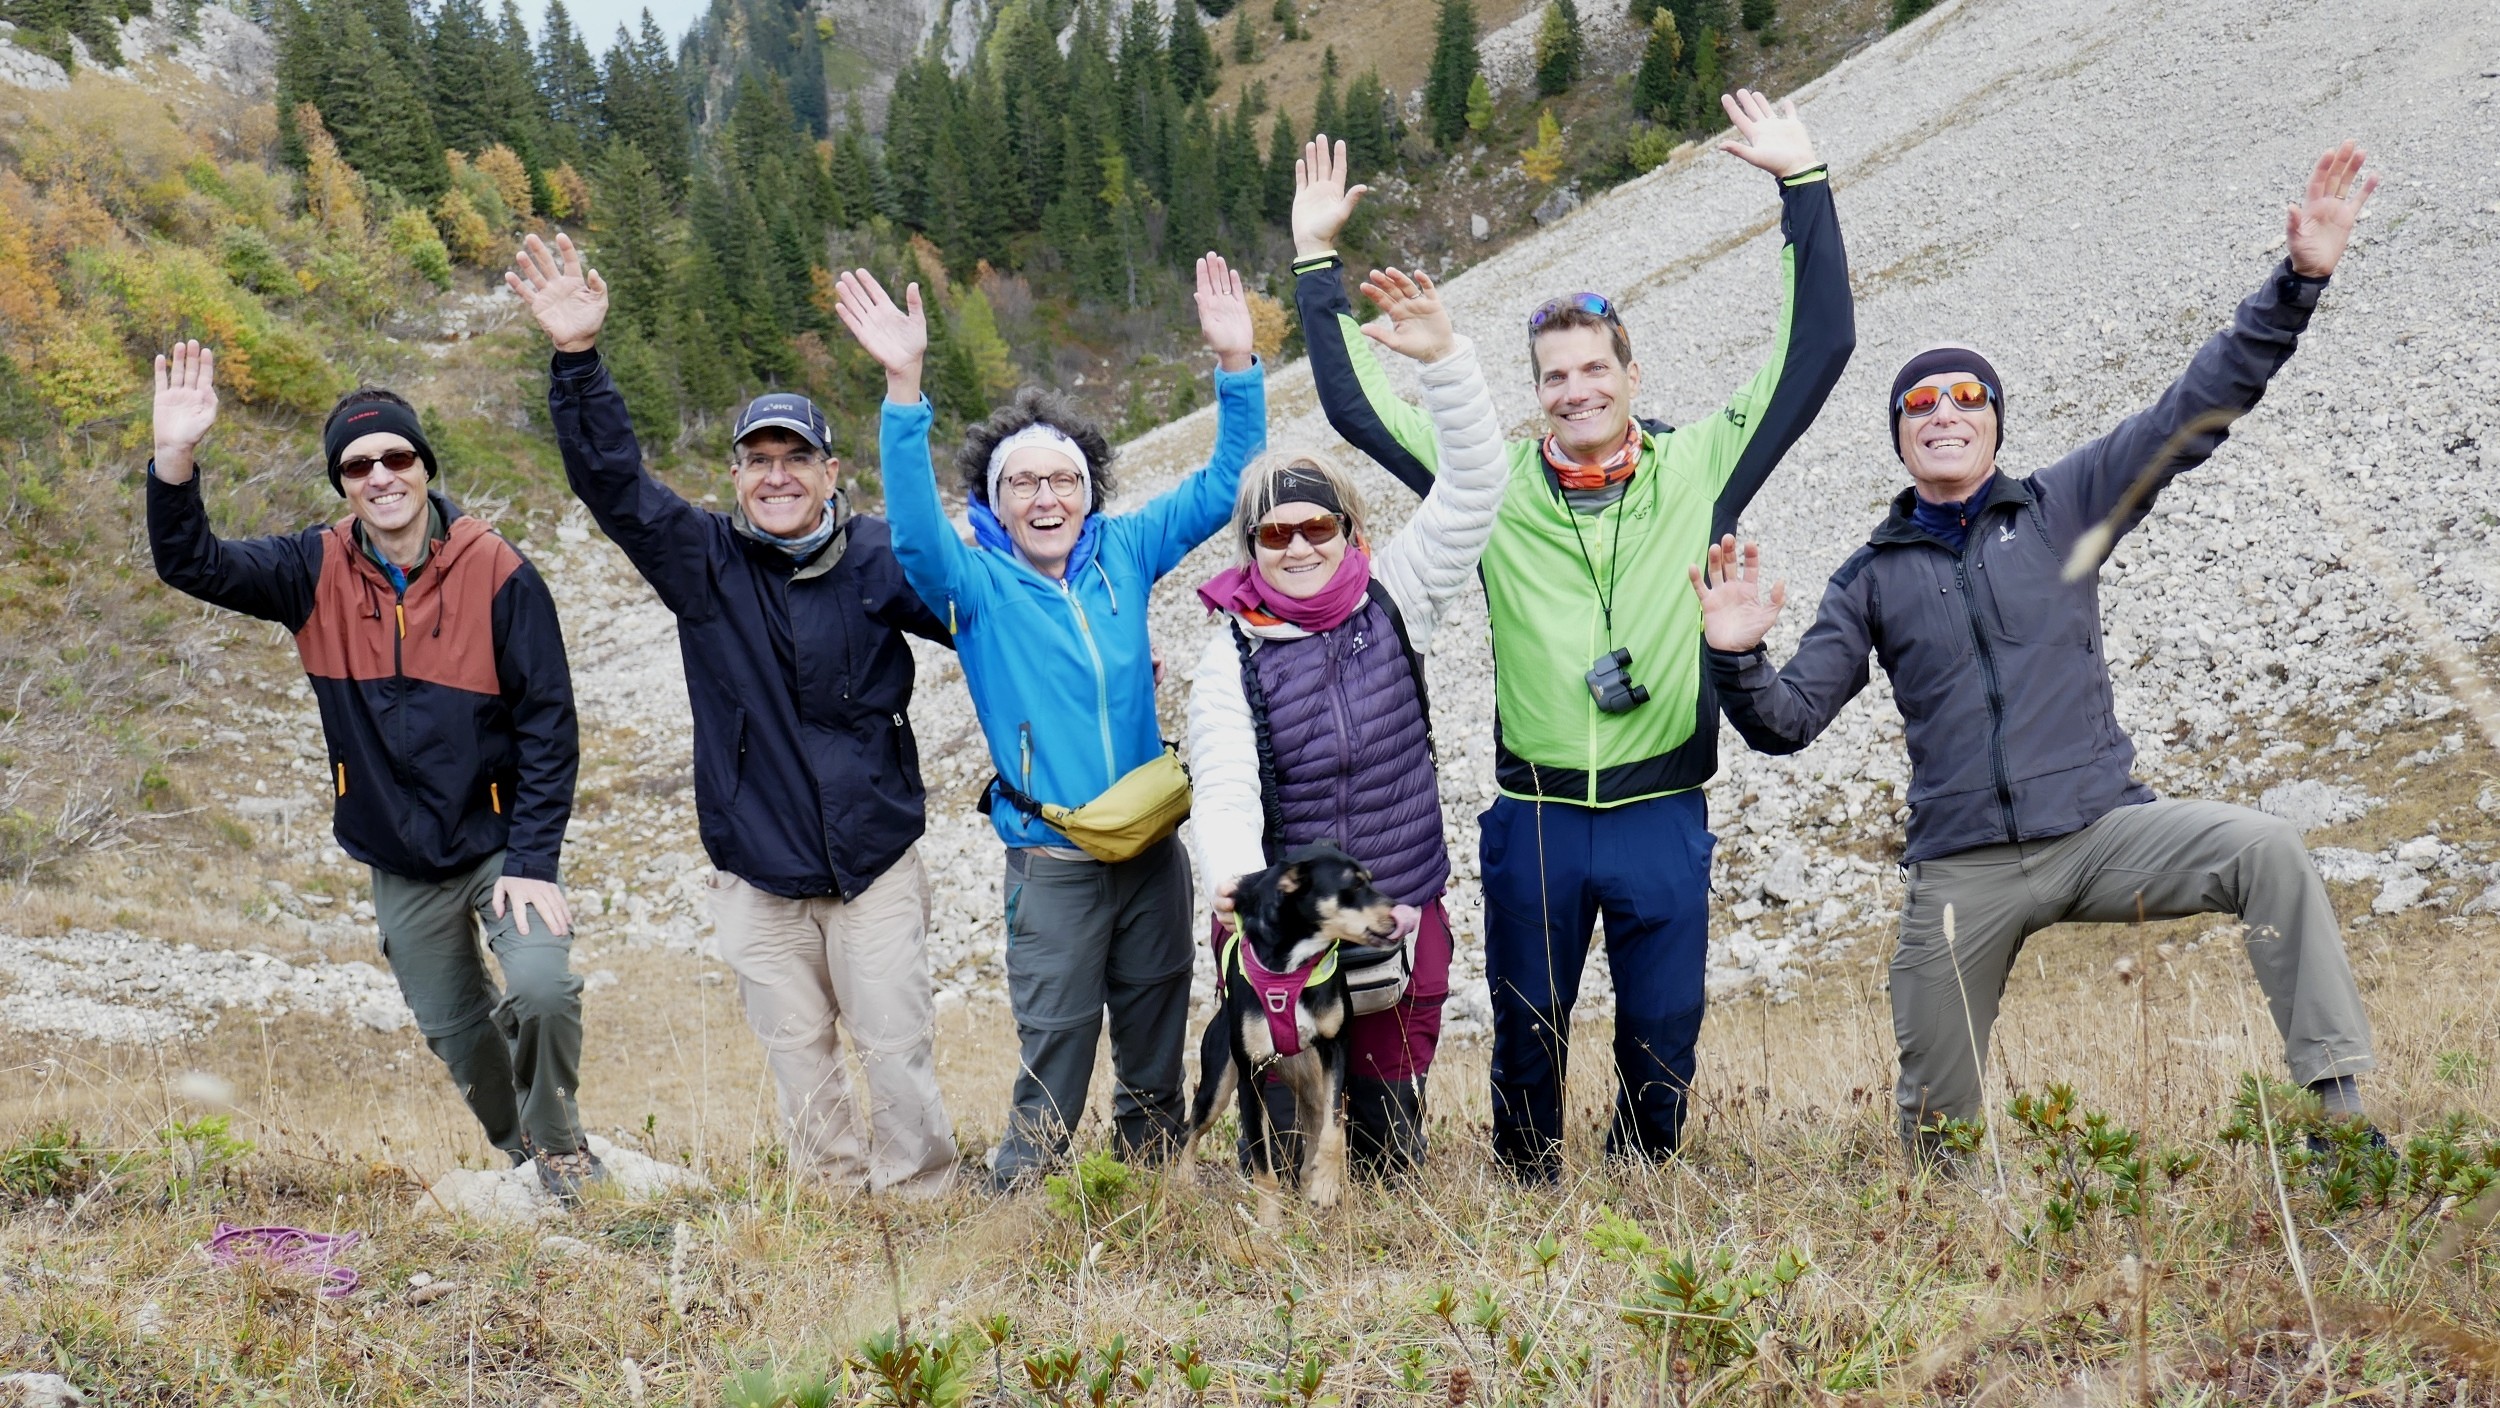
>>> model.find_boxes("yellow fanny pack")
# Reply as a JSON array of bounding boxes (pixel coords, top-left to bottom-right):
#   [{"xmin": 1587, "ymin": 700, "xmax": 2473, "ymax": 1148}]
[{"xmin": 988, "ymin": 746, "xmax": 1193, "ymax": 865}]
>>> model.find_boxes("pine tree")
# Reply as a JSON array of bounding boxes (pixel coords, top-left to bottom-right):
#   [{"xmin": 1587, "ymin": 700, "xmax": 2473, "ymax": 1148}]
[
  {"xmin": 1632, "ymin": 11, "xmax": 1682, "ymax": 125},
  {"xmin": 1230, "ymin": 7, "xmax": 1256, "ymax": 63},
  {"xmin": 1421, "ymin": 0, "xmax": 1478, "ymax": 148},
  {"xmin": 1271, "ymin": 0, "xmax": 1300, "ymax": 39},
  {"xmin": 279, "ymin": 0, "xmax": 448, "ymax": 196},
  {"xmin": 952, "ymin": 64, "xmax": 1020, "ymax": 267},
  {"xmin": 1520, "ymin": 107, "xmax": 1564, "ymax": 183},
  {"xmin": 490, "ymin": 0, "xmax": 548, "ymax": 161},
  {"xmin": 1687, "ymin": 24, "xmax": 1724, "ymax": 127},
  {"xmin": 1114, "ymin": 0, "xmax": 1171, "ymax": 193},
  {"xmin": 831, "ymin": 98, "xmax": 878, "ymax": 230},
  {"xmin": 1463, "ymin": 70, "xmax": 1491, "ymax": 135},
  {"xmin": 1099, "ymin": 150, "xmax": 1152, "ymax": 308},
  {"xmin": 591, "ymin": 139, "xmax": 677, "ymax": 342},
  {"xmin": 1166, "ymin": 0, "xmax": 1216, "ymax": 104},
  {"xmin": 1628, "ymin": 0, "xmax": 1658, "ymax": 23},
  {"xmin": 1341, "ymin": 66, "xmax": 1394, "ymax": 172},
  {"xmin": 1164, "ymin": 99, "xmax": 1218, "ymax": 268},
  {"xmin": 1534, "ymin": 0, "xmax": 1581, "ymax": 96},
  {"xmin": 1217, "ymin": 99, "xmax": 1263, "ymax": 238},
  {"xmin": 536, "ymin": 0, "xmax": 604, "ymax": 161},
  {"xmin": 997, "ymin": 1, "xmax": 1065, "ymax": 233},
  {"xmin": 1309, "ymin": 45, "xmax": 1340, "ymax": 142},
  {"xmin": 427, "ymin": 0, "xmax": 501, "ymax": 155},
  {"xmin": 1262, "ymin": 106, "xmax": 1297, "ymax": 223},
  {"xmin": 881, "ymin": 55, "xmax": 946, "ymax": 232},
  {"xmin": 1740, "ymin": 0, "xmax": 1774, "ymax": 30}
]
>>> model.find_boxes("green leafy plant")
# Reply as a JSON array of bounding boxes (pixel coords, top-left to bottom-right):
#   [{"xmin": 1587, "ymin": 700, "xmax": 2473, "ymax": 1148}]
[
  {"xmin": 858, "ymin": 1325, "xmax": 974, "ymax": 1408},
  {"xmin": 1043, "ymin": 1150, "xmax": 1142, "ymax": 1235},
  {"xmin": 1621, "ymin": 1245, "xmax": 1809, "ymax": 1378},
  {"xmin": 155, "ymin": 1114, "xmax": 251, "ymax": 1205}
]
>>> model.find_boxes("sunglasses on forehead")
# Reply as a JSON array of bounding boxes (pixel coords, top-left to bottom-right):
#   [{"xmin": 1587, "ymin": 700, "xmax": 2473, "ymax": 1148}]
[
  {"xmin": 1528, "ymin": 291, "xmax": 1620, "ymax": 331},
  {"xmin": 338, "ymin": 448, "xmax": 423, "ymax": 480},
  {"xmin": 1896, "ymin": 381, "xmax": 1995, "ymax": 418}
]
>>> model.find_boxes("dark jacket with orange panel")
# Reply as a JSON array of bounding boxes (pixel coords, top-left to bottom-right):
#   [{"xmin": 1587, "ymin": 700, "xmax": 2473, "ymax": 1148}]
[{"xmin": 145, "ymin": 475, "xmax": 578, "ymax": 883}]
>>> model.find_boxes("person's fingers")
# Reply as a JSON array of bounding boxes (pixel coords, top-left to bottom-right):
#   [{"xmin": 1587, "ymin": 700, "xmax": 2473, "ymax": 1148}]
[
  {"xmin": 2306, "ymin": 145, "xmax": 2336, "ymax": 204},
  {"xmin": 1721, "ymin": 91, "xmax": 1744, "ymax": 128},
  {"xmin": 1770, "ymin": 579, "xmax": 1788, "ymax": 610},
  {"xmin": 1779, "ymin": 97, "xmax": 1800, "ymax": 122},
  {"xmin": 493, "ymin": 884, "xmax": 508, "ymax": 918},
  {"xmin": 903, "ymin": 281, "xmax": 922, "ymax": 318},
  {"xmin": 2351, "ymin": 170, "xmax": 2380, "ymax": 217},
  {"xmin": 154, "ymin": 352, "xmax": 169, "ymax": 395},
  {"xmin": 1414, "ymin": 269, "xmax": 1436, "ymax": 295},
  {"xmin": 1293, "ymin": 155, "xmax": 1309, "ymax": 192},
  {"xmin": 2285, "ymin": 202, "xmax": 2302, "ymax": 245},
  {"xmin": 586, "ymin": 266, "xmax": 608, "ymax": 297},
  {"xmin": 1359, "ymin": 321, "xmax": 1396, "ymax": 348},
  {"xmin": 197, "ymin": 344, "xmax": 213, "ymax": 389},
  {"xmin": 1689, "ymin": 563, "xmax": 1707, "ymax": 600}
]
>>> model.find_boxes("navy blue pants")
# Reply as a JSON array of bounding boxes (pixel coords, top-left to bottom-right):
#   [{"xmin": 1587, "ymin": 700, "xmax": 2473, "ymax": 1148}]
[{"xmin": 1478, "ymin": 789, "xmax": 1713, "ymax": 1179}]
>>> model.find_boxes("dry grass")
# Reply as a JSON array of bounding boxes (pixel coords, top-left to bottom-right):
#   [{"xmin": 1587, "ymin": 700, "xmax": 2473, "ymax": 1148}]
[{"xmin": 2, "ymin": 727, "xmax": 2496, "ymax": 1402}]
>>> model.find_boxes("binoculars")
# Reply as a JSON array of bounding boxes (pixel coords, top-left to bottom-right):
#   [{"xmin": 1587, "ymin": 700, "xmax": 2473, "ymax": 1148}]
[{"xmin": 1585, "ymin": 647, "xmax": 1650, "ymax": 714}]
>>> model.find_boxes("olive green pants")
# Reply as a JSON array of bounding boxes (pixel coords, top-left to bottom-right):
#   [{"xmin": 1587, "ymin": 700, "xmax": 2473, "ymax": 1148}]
[
  {"xmin": 370, "ymin": 851, "xmax": 585, "ymax": 1159},
  {"xmin": 1893, "ymin": 798, "xmax": 2374, "ymax": 1150}
]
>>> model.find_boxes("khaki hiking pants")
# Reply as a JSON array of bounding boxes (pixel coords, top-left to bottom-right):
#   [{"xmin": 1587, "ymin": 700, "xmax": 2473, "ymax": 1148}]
[
  {"xmin": 706, "ymin": 850, "xmax": 957, "ymax": 1197},
  {"xmin": 1893, "ymin": 797, "xmax": 2375, "ymax": 1148}
]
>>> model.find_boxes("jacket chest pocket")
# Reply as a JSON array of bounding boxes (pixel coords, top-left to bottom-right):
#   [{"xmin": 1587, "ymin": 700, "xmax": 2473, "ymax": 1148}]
[{"xmin": 1972, "ymin": 515, "xmax": 2086, "ymax": 645}]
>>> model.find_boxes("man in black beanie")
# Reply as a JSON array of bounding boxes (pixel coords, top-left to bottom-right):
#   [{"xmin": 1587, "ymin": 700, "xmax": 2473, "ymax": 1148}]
[
  {"xmin": 1691, "ymin": 141, "xmax": 2384, "ymax": 1164},
  {"xmin": 145, "ymin": 343, "xmax": 601, "ymax": 1202}
]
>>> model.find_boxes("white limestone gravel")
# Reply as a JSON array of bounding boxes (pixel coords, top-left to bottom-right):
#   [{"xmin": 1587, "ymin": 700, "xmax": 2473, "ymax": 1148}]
[{"xmin": 6, "ymin": 0, "xmax": 2496, "ymax": 1049}]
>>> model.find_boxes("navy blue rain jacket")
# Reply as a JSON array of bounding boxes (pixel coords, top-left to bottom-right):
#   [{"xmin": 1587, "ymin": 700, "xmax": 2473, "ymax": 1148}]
[{"xmin": 546, "ymin": 349, "xmax": 952, "ymax": 901}]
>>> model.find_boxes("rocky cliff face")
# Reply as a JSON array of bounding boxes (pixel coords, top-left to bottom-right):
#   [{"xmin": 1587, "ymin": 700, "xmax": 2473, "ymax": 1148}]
[{"xmin": 0, "ymin": 4, "xmax": 272, "ymax": 94}]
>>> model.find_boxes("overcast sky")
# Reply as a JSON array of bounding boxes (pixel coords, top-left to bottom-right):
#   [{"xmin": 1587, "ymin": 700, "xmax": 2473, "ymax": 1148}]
[{"xmin": 527, "ymin": 0, "xmax": 704, "ymax": 53}]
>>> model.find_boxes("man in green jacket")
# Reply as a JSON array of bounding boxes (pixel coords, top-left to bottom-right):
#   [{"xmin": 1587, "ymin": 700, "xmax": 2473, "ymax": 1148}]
[{"xmin": 1290, "ymin": 90, "xmax": 1854, "ymax": 1179}]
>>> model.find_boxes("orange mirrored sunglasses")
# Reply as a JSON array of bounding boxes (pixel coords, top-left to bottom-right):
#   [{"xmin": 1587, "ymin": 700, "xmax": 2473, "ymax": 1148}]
[{"xmin": 1896, "ymin": 381, "xmax": 1994, "ymax": 418}]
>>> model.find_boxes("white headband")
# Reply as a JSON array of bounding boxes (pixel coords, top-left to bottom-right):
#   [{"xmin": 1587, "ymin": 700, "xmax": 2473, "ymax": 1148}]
[{"xmin": 986, "ymin": 425, "xmax": 1093, "ymax": 516}]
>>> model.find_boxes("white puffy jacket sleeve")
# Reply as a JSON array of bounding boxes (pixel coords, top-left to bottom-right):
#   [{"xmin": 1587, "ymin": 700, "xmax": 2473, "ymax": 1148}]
[
  {"xmin": 1370, "ymin": 335, "xmax": 1509, "ymax": 647},
  {"xmin": 1186, "ymin": 625, "xmax": 1269, "ymax": 900}
]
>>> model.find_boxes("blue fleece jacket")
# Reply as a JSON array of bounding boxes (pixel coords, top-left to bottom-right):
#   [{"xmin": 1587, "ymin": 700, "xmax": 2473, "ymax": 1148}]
[{"xmin": 882, "ymin": 364, "xmax": 1267, "ymax": 849}]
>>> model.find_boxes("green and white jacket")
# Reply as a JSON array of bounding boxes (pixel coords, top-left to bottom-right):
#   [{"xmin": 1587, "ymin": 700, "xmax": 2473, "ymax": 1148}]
[{"xmin": 1290, "ymin": 170, "xmax": 1854, "ymax": 806}]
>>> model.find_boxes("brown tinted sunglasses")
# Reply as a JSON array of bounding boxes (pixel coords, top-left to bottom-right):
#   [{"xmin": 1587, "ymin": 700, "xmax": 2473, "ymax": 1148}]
[
  {"xmin": 1252, "ymin": 515, "xmax": 1348, "ymax": 551},
  {"xmin": 338, "ymin": 448, "xmax": 423, "ymax": 479}
]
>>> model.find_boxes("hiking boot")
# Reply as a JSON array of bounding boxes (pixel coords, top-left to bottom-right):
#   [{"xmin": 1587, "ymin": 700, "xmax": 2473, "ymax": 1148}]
[
  {"xmin": 2304, "ymin": 1121, "xmax": 2391, "ymax": 1160},
  {"xmin": 533, "ymin": 1144, "xmax": 607, "ymax": 1207}
]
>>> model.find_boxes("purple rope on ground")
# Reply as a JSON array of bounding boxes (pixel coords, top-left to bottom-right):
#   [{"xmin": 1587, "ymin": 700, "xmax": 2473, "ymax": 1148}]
[{"xmin": 206, "ymin": 1224, "xmax": 362, "ymax": 1298}]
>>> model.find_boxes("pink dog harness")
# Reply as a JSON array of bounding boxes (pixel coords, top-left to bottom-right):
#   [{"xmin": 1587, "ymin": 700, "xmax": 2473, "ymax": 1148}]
[{"xmin": 1220, "ymin": 931, "xmax": 1338, "ymax": 1059}]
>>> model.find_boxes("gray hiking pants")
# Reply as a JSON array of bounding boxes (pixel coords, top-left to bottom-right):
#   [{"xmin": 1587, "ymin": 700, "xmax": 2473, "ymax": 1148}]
[
  {"xmin": 992, "ymin": 837, "xmax": 1194, "ymax": 1181},
  {"xmin": 370, "ymin": 851, "xmax": 585, "ymax": 1159},
  {"xmin": 1893, "ymin": 797, "xmax": 2374, "ymax": 1148}
]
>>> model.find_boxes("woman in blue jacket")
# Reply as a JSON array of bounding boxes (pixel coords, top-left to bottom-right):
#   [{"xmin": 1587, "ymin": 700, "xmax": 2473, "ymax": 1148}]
[{"xmin": 836, "ymin": 256, "xmax": 1264, "ymax": 1188}]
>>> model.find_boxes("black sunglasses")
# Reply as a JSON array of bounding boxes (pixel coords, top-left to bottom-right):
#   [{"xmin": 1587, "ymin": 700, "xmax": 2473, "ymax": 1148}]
[{"xmin": 338, "ymin": 449, "xmax": 422, "ymax": 480}]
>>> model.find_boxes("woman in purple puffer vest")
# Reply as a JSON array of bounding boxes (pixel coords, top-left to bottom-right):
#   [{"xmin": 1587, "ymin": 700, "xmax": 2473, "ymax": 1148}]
[{"xmin": 1186, "ymin": 267, "xmax": 1506, "ymax": 1172}]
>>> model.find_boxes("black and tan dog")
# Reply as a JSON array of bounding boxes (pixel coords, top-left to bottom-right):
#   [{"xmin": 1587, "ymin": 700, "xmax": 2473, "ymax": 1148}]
[{"xmin": 1178, "ymin": 842, "xmax": 1397, "ymax": 1208}]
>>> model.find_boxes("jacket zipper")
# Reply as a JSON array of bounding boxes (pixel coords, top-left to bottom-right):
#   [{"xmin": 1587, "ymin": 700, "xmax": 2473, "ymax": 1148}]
[
  {"xmin": 1060, "ymin": 579, "xmax": 1118, "ymax": 790},
  {"xmin": 1327, "ymin": 625, "xmax": 1354, "ymax": 835},
  {"xmin": 1952, "ymin": 544, "xmax": 2020, "ymax": 841}
]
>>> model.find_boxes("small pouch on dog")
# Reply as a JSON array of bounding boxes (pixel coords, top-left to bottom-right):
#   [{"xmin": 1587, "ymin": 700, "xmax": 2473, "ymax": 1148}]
[
  {"xmin": 1336, "ymin": 937, "xmax": 1412, "ymax": 1017},
  {"xmin": 988, "ymin": 747, "xmax": 1193, "ymax": 865}
]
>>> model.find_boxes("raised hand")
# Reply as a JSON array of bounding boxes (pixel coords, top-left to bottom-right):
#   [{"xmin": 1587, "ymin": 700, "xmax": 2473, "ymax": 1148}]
[
  {"xmin": 1194, "ymin": 253, "xmax": 1255, "ymax": 373},
  {"xmin": 2285, "ymin": 140, "xmax": 2378, "ymax": 279},
  {"xmin": 1292, "ymin": 135, "xmax": 1370, "ymax": 258},
  {"xmin": 151, "ymin": 339, "xmax": 218, "ymax": 485},
  {"xmin": 1718, "ymin": 89, "xmax": 1818, "ymax": 179},
  {"xmin": 504, "ymin": 232, "xmax": 609, "ymax": 353},
  {"xmin": 1357, "ymin": 266, "xmax": 1457, "ymax": 364},
  {"xmin": 831, "ymin": 268, "xmax": 928, "ymax": 403},
  {"xmin": 1687, "ymin": 534, "xmax": 1788, "ymax": 652}
]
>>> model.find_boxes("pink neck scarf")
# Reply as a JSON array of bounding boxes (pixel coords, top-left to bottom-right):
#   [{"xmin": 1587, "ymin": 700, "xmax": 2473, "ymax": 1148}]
[{"xmin": 1197, "ymin": 544, "xmax": 1373, "ymax": 633}]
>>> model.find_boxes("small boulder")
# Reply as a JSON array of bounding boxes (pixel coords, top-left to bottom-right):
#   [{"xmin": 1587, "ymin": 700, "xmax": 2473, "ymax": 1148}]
[{"xmin": 1470, "ymin": 213, "xmax": 1491, "ymax": 241}]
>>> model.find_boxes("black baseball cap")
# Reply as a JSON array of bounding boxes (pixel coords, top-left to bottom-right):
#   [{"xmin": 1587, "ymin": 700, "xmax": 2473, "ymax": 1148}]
[{"xmin": 732, "ymin": 392, "xmax": 833, "ymax": 454}]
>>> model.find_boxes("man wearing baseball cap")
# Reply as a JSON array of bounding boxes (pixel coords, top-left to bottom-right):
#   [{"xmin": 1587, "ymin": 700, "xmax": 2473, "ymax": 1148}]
[
  {"xmin": 509, "ymin": 233, "xmax": 962, "ymax": 1197},
  {"xmin": 1695, "ymin": 141, "xmax": 2383, "ymax": 1165},
  {"xmin": 145, "ymin": 349, "xmax": 600, "ymax": 1202}
]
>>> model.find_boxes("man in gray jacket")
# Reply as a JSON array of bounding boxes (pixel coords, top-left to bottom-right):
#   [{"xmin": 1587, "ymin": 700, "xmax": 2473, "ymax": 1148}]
[{"xmin": 1692, "ymin": 141, "xmax": 2381, "ymax": 1161}]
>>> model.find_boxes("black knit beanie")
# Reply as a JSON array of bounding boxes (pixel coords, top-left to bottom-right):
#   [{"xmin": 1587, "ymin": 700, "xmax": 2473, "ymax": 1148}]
[
  {"xmin": 1888, "ymin": 346, "xmax": 2004, "ymax": 462},
  {"xmin": 322, "ymin": 399, "xmax": 438, "ymax": 496}
]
